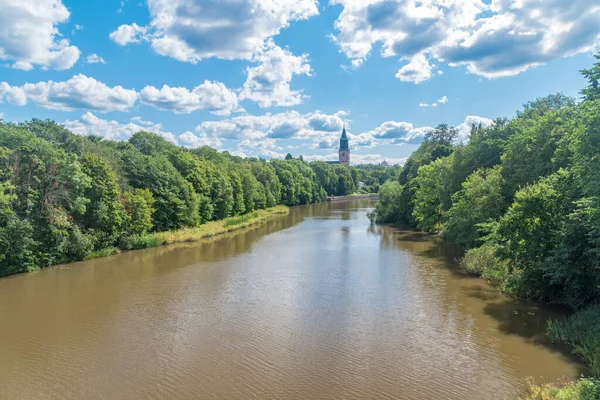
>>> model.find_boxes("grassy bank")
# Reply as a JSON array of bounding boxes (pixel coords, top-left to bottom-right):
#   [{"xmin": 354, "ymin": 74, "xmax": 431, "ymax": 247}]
[
  {"xmin": 108, "ymin": 205, "xmax": 289, "ymax": 252},
  {"xmin": 523, "ymin": 377, "xmax": 600, "ymax": 399},
  {"xmin": 459, "ymin": 251, "xmax": 600, "ymax": 398}
]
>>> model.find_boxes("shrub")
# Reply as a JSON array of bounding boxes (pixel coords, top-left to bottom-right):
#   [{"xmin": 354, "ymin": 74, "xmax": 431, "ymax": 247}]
[
  {"xmin": 119, "ymin": 234, "xmax": 167, "ymax": 250},
  {"xmin": 460, "ymin": 243, "xmax": 509, "ymax": 285},
  {"xmin": 523, "ymin": 377, "xmax": 600, "ymax": 400},
  {"xmin": 547, "ymin": 305, "xmax": 600, "ymax": 377}
]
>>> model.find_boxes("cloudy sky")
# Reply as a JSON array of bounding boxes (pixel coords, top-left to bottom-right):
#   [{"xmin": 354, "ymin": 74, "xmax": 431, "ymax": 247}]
[{"xmin": 0, "ymin": 0, "xmax": 598, "ymax": 164}]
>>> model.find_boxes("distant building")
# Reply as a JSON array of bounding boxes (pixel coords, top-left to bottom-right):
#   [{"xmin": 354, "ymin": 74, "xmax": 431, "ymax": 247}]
[
  {"xmin": 326, "ymin": 126, "xmax": 351, "ymax": 165},
  {"xmin": 380, "ymin": 160, "xmax": 389, "ymax": 168}
]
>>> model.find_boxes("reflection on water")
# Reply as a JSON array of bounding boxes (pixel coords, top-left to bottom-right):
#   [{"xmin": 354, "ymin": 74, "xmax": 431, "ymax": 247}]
[{"xmin": 0, "ymin": 200, "xmax": 582, "ymax": 400}]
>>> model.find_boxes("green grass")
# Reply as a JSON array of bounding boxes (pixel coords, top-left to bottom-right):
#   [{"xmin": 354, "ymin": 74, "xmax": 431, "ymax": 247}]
[
  {"xmin": 523, "ymin": 377, "xmax": 600, "ymax": 400},
  {"xmin": 121, "ymin": 206, "xmax": 289, "ymax": 250},
  {"xmin": 84, "ymin": 247, "xmax": 120, "ymax": 260},
  {"xmin": 547, "ymin": 305, "xmax": 600, "ymax": 378},
  {"xmin": 223, "ymin": 212, "xmax": 260, "ymax": 227}
]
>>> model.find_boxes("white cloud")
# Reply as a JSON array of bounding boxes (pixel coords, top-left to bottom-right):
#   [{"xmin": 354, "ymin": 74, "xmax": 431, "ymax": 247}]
[
  {"xmin": 303, "ymin": 152, "xmax": 407, "ymax": 166},
  {"xmin": 361, "ymin": 120, "xmax": 432, "ymax": 145},
  {"xmin": 196, "ymin": 111, "xmax": 348, "ymax": 145},
  {"xmin": 456, "ymin": 115, "xmax": 495, "ymax": 141},
  {"xmin": 86, "ymin": 54, "xmax": 106, "ymax": 64},
  {"xmin": 0, "ymin": 0, "xmax": 80, "ymax": 70},
  {"xmin": 420, "ymin": 95, "xmax": 449, "ymax": 107},
  {"xmin": 178, "ymin": 130, "xmax": 222, "ymax": 148},
  {"xmin": 1, "ymin": 75, "xmax": 242, "ymax": 115},
  {"xmin": 395, "ymin": 53, "xmax": 436, "ymax": 83},
  {"xmin": 139, "ymin": 81, "xmax": 239, "ymax": 115},
  {"xmin": 239, "ymin": 40, "xmax": 312, "ymax": 107},
  {"xmin": 63, "ymin": 112, "xmax": 176, "ymax": 143},
  {"xmin": 0, "ymin": 82, "xmax": 27, "ymax": 105},
  {"xmin": 194, "ymin": 111, "xmax": 493, "ymax": 151},
  {"xmin": 109, "ymin": 23, "xmax": 147, "ymax": 45},
  {"xmin": 110, "ymin": 0, "xmax": 319, "ymax": 63},
  {"xmin": 0, "ymin": 75, "xmax": 138, "ymax": 112},
  {"xmin": 331, "ymin": 0, "xmax": 600, "ymax": 79}
]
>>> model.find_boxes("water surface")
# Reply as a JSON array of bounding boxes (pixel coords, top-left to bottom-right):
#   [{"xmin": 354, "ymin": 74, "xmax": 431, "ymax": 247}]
[{"xmin": 0, "ymin": 200, "xmax": 581, "ymax": 399}]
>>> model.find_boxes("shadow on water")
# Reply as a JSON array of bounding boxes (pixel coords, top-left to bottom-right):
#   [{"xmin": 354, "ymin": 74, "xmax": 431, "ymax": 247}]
[
  {"xmin": 482, "ymin": 299, "xmax": 587, "ymax": 374},
  {"xmin": 378, "ymin": 221, "xmax": 587, "ymax": 375}
]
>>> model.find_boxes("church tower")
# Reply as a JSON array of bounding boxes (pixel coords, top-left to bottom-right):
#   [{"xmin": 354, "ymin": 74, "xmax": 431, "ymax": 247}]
[{"xmin": 339, "ymin": 126, "xmax": 350, "ymax": 165}]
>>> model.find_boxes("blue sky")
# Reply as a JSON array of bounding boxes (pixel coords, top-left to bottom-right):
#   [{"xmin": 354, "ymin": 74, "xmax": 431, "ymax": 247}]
[{"xmin": 0, "ymin": 0, "xmax": 598, "ymax": 164}]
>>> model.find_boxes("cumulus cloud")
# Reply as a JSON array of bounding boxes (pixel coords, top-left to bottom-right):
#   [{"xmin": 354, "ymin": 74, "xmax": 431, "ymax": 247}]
[
  {"xmin": 110, "ymin": 0, "xmax": 319, "ymax": 63},
  {"xmin": 456, "ymin": 115, "xmax": 495, "ymax": 141},
  {"xmin": 396, "ymin": 53, "xmax": 436, "ymax": 83},
  {"xmin": 361, "ymin": 121, "xmax": 432, "ymax": 144},
  {"xmin": 0, "ymin": 75, "xmax": 240, "ymax": 115},
  {"xmin": 196, "ymin": 111, "xmax": 348, "ymax": 146},
  {"xmin": 86, "ymin": 54, "xmax": 106, "ymax": 64},
  {"xmin": 0, "ymin": 75, "xmax": 138, "ymax": 112},
  {"xmin": 303, "ymin": 152, "xmax": 407, "ymax": 166},
  {"xmin": 193, "ymin": 110, "xmax": 493, "ymax": 151},
  {"xmin": 64, "ymin": 112, "xmax": 224, "ymax": 148},
  {"xmin": 239, "ymin": 41, "xmax": 312, "ymax": 107},
  {"xmin": 0, "ymin": 0, "xmax": 80, "ymax": 70},
  {"xmin": 63, "ymin": 112, "xmax": 176, "ymax": 142},
  {"xmin": 139, "ymin": 81, "xmax": 239, "ymax": 115},
  {"xmin": 332, "ymin": 0, "xmax": 600, "ymax": 80},
  {"xmin": 420, "ymin": 95, "xmax": 449, "ymax": 107},
  {"xmin": 109, "ymin": 23, "xmax": 147, "ymax": 45},
  {"xmin": 178, "ymin": 130, "xmax": 222, "ymax": 148}
]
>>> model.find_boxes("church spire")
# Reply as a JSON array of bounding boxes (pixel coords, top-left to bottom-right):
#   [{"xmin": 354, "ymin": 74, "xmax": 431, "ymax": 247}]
[
  {"xmin": 339, "ymin": 125, "xmax": 349, "ymax": 150},
  {"xmin": 338, "ymin": 125, "xmax": 350, "ymax": 165}
]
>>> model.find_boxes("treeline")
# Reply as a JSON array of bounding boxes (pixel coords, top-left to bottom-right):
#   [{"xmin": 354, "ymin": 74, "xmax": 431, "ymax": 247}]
[
  {"xmin": 371, "ymin": 55, "xmax": 600, "ymax": 378},
  {"xmin": 0, "ymin": 121, "xmax": 386, "ymax": 277}
]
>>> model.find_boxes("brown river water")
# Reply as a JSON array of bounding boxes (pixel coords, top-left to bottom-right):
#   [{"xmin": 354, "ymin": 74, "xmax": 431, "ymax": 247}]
[{"xmin": 0, "ymin": 199, "xmax": 583, "ymax": 399}]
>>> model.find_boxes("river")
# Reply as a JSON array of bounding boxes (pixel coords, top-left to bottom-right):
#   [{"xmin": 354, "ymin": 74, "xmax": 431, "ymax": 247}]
[{"xmin": 0, "ymin": 199, "xmax": 582, "ymax": 399}]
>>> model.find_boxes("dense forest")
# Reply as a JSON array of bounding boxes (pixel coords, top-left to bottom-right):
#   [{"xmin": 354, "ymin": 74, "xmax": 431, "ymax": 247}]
[
  {"xmin": 0, "ymin": 121, "xmax": 398, "ymax": 278},
  {"xmin": 372, "ymin": 55, "xmax": 600, "ymax": 389}
]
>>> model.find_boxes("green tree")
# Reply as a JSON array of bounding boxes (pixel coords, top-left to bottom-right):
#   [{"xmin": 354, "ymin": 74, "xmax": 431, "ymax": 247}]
[
  {"xmin": 445, "ymin": 166, "xmax": 506, "ymax": 249},
  {"xmin": 79, "ymin": 153, "xmax": 126, "ymax": 246},
  {"xmin": 123, "ymin": 188, "xmax": 155, "ymax": 235}
]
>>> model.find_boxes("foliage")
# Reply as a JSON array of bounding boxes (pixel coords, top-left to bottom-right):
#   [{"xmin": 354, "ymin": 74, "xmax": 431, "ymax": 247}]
[
  {"xmin": 0, "ymin": 118, "xmax": 366, "ymax": 276},
  {"xmin": 372, "ymin": 181, "xmax": 405, "ymax": 224},
  {"xmin": 370, "ymin": 54, "xmax": 600, "ymax": 385},
  {"xmin": 460, "ymin": 242, "xmax": 509, "ymax": 285},
  {"xmin": 445, "ymin": 166, "xmax": 506, "ymax": 249},
  {"xmin": 547, "ymin": 305, "xmax": 600, "ymax": 378},
  {"xmin": 523, "ymin": 377, "xmax": 600, "ymax": 400}
]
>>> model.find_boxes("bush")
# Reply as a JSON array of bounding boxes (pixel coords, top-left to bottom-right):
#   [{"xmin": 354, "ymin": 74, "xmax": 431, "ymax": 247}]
[
  {"xmin": 0, "ymin": 216, "xmax": 36, "ymax": 276},
  {"xmin": 547, "ymin": 305, "xmax": 600, "ymax": 377},
  {"xmin": 63, "ymin": 226, "xmax": 94, "ymax": 262},
  {"xmin": 523, "ymin": 377, "xmax": 600, "ymax": 400},
  {"xmin": 119, "ymin": 234, "xmax": 167, "ymax": 250},
  {"xmin": 85, "ymin": 247, "xmax": 120, "ymax": 260},
  {"xmin": 460, "ymin": 243, "xmax": 509, "ymax": 285}
]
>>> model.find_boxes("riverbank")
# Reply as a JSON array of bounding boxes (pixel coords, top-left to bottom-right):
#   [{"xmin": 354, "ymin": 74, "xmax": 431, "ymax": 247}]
[
  {"xmin": 112, "ymin": 205, "xmax": 289, "ymax": 253},
  {"xmin": 327, "ymin": 193, "xmax": 379, "ymax": 201},
  {"xmin": 0, "ymin": 199, "xmax": 578, "ymax": 400}
]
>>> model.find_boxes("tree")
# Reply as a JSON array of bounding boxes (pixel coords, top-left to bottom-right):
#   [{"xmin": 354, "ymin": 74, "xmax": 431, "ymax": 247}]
[
  {"xmin": 445, "ymin": 166, "xmax": 506, "ymax": 249},
  {"xmin": 580, "ymin": 53, "xmax": 600, "ymax": 102},
  {"xmin": 123, "ymin": 189, "xmax": 154, "ymax": 236},
  {"xmin": 79, "ymin": 153, "xmax": 126, "ymax": 246},
  {"xmin": 412, "ymin": 156, "xmax": 453, "ymax": 232}
]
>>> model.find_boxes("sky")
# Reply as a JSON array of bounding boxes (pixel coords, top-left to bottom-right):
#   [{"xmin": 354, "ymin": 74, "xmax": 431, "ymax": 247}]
[{"xmin": 0, "ymin": 0, "xmax": 598, "ymax": 165}]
